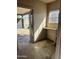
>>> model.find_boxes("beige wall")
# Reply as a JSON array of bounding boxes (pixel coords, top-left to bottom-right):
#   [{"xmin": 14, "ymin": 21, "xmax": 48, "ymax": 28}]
[
  {"xmin": 47, "ymin": 30, "xmax": 57, "ymax": 42},
  {"xmin": 54, "ymin": 35, "xmax": 61, "ymax": 59},
  {"xmin": 33, "ymin": 1, "xmax": 47, "ymax": 41},
  {"xmin": 17, "ymin": 0, "xmax": 47, "ymax": 42},
  {"xmin": 46, "ymin": 0, "xmax": 60, "ymax": 41},
  {"xmin": 54, "ymin": 23, "xmax": 61, "ymax": 59},
  {"xmin": 47, "ymin": 0, "xmax": 61, "ymax": 59},
  {"xmin": 47, "ymin": 0, "xmax": 60, "ymax": 10},
  {"xmin": 47, "ymin": 0, "xmax": 60, "ymax": 29}
]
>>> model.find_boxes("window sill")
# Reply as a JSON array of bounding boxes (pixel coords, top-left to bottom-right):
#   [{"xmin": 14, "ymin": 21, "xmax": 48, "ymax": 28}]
[{"xmin": 43, "ymin": 27, "xmax": 57, "ymax": 30}]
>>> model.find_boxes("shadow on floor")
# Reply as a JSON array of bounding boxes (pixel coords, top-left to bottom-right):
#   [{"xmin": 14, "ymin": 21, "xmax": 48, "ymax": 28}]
[{"xmin": 17, "ymin": 35, "xmax": 55, "ymax": 59}]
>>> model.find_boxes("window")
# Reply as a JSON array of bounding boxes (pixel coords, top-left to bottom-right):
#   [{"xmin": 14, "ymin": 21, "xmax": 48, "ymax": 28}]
[
  {"xmin": 17, "ymin": 15, "xmax": 22, "ymax": 28},
  {"xmin": 48, "ymin": 10, "xmax": 59, "ymax": 23},
  {"xmin": 23, "ymin": 14, "xmax": 30, "ymax": 29},
  {"xmin": 17, "ymin": 14, "xmax": 31, "ymax": 29}
]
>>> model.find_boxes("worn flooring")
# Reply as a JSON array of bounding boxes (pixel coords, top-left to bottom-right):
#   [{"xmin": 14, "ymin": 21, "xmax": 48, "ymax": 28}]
[{"xmin": 17, "ymin": 35, "xmax": 55, "ymax": 59}]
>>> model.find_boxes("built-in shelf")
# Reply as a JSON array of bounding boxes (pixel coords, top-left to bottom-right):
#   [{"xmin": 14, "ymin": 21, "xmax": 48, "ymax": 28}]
[{"xmin": 43, "ymin": 27, "xmax": 57, "ymax": 30}]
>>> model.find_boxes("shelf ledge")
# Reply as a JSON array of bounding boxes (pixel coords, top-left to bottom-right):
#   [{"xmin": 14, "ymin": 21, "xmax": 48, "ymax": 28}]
[{"xmin": 43, "ymin": 27, "xmax": 57, "ymax": 30}]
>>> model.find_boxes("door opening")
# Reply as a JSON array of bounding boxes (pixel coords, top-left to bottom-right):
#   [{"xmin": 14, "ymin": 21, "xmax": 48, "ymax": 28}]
[{"xmin": 17, "ymin": 7, "xmax": 34, "ymax": 47}]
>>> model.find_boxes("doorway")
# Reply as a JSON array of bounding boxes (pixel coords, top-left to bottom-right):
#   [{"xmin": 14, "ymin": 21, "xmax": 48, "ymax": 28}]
[{"xmin": 17, "ymin": 7, "xmax": 34, "ymax": 48}]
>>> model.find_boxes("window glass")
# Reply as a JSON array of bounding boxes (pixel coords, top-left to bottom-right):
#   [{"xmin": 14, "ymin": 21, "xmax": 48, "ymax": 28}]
[
  {"xmin": 48, "ymin": 10, "xmax": 59, "ymax": 23},
  {"xmin": 17, "ymin": 14, "xmax": 30, "ymax": 29},
  {"xmin": 23, "ymin": 14, "xmax": 30, "ymax": 29},
  {"xmin": 17, "ymin": 20, "xmax": 22, "ymax": 28}
]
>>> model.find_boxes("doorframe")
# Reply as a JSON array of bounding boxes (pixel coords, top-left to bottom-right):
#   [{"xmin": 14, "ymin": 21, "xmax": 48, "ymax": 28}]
[
  {"xmin": 29, "ymin": 10, "xmax": 34, "ymax": 43},
  {"xmin": 17, "ymin": 9, "xmax": 34, "ymax": 43}
]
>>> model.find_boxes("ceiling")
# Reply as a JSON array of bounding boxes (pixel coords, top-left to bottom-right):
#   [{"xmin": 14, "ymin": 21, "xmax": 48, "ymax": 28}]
[
  {"xmin": 40, "ymin": 0, "xmax": 56, "ymax": 3},
  {"xmin": 17, "ymin": 7, "xmax": 31, "ymax": 14},
  {"xmin": 17, "ymin": 0, "xmax": 56, "ymax": 4}
]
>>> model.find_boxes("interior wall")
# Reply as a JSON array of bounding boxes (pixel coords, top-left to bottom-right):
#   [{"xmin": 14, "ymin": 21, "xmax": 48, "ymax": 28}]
[
  {"xmin": 46, "ymin": 0, "xmax": 60, "ymax": 41},
  {"xmin": 47, "ymin": 30, "xmax": 57, "ymax": 42},
  {"xmin": 47, "ymin": 0, "xmax": 61, "ymax": 59},
  {"xmin": 54, "ymin": 33, "xmax": 61, "ymax": 59},
  {"xmin": 47, "ymin": 0, "xmax": 60, "ymax": 29},
  {"xmin": 47, "ymin": 0, "xmax": 60, "ymax": 10},
  {"xmin": 17, "ymin": 0, "xmax": 47, "ymax": 42},
  {"xmin": 33, "ymin": 1, "xmax": 47, "ymax": 41}
]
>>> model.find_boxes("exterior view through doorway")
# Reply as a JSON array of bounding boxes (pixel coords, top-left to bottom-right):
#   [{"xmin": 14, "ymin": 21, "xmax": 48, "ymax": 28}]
[{"xmin": 17, "ymin": 7, "xmax": 34, "ymax": 48}]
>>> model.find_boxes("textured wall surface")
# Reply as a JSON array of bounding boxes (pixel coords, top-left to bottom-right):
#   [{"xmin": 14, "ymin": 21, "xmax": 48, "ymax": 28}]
[
  {"xmin": 46, "ymin": 0, "xmax": 60, "ymax": 42},
  {"xmin": 17, "ymin": 0, "xmax": 47, "ymax": 42},
  {"xmin": 47, "ymin": 30, "xmax": 57, "ymax": 42},
  {"xmin": 47, "ymin": 0, "xmax": 60, "ymax": 29}
]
